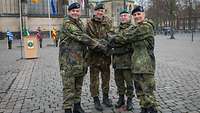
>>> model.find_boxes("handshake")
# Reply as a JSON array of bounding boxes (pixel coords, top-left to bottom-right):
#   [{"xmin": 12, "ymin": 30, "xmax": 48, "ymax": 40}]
[{"xmin": 93, "ymin": 35, "xmax": 117, "ymax": 56}]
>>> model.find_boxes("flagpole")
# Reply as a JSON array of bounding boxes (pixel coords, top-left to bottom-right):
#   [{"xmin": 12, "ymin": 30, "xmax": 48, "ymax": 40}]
[
  {"xmin": 19, "ymin": 0, "xmax": 23, "ymax": 59},
  {"xmin": 124, "ymin": 0, "xmax": 126, "ymax": 9},
  {"xmin": 48, "ymin": 0, "xmax": 52, "ymax": 40}
]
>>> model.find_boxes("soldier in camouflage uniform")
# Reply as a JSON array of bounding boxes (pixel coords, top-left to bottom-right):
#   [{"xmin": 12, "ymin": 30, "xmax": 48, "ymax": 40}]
[
  {"xmin": 86, "ymin": 3, "xmax": 113, "ymax": 111},
  {"xmin": 112, "ymin": 10, "xmax": 134, "ymax": 111},
  {"xmin": 59, "ymin": 3, "xmax": 106, "ymax": 113},
  {"xmin": 110, "ymin": 6, "xmax": 158, "ymax": 113}
]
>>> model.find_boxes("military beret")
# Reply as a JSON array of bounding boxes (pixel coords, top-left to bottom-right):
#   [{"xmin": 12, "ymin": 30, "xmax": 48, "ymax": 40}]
[
  {"xmin": 94, "ymin": 3, "xmax": 105, "ymax": 10},
  {"xmin": 131, "ymin": 6, "xmax": 144, "ymax": 15},
  {"xmin": 120, "ymin": 9, "xmax": 129, "ymax": 15},
  {"xmin": 68, "ymin": 2, "xmax": 80, "ymax": 11}
]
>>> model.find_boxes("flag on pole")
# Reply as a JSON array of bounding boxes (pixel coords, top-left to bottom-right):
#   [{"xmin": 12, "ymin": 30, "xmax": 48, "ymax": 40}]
[
  {"xmin": 80, "ymin": 0, "xmax": 85, "ymax": 9},
  {"xmin": 51, "ymin": 0, "xmax": 57, "ymax": 15},
  {"xmin": 32, "ymin": 0, "xmax": 40, "ymax": 4},
  {"xmin": 22, "ymin": 28, "xmax": 30, "ymax": 37}
]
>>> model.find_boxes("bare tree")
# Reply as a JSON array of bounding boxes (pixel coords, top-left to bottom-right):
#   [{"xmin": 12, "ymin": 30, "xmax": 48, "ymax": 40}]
[{"xmin": 134, "ymin": 0, "xmax": 200, "ymax": 31}]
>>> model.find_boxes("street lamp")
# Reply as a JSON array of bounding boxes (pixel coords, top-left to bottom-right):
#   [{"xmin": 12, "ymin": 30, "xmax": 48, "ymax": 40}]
[
  {"xmin": 191, "ymin": 0, "xmax": 196, "ymax": 42},
  {"xmin": 19, "ymin": 0, "xmax": 24, "ymax": 59},
  {"xmin": 169, "ymin": 0, "xmax": 176, "ymax": 39},
  {"xmin": 190, "ymin": 0, "xmax": 194, "ymax": 42},
  {"xmin": 170, "ymin": 27, "xmax": 175, "ymax": 39},
  {"xmin": 124, "ymin": 0, "xmax": 126, "ymax": 9},
  {"xmin": 170, "ymin": 11, "xmax": 175, "ymax": 39},
  {"xmin": 188, "ymin": 0, "xmax": 196, "ymax": 42}
]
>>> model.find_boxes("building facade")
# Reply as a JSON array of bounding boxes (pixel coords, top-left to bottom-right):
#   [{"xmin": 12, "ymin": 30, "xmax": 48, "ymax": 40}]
[
  {"xmin": 0, "ymin": 0, "xmax": 89, "ymax": 34},
  {"xmin": 0, "ymin": 0, "xmax": 135, "ymax": 39}
]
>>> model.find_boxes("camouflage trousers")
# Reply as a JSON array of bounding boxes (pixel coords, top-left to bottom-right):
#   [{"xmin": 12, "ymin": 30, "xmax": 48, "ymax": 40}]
[
  {"xmin": 115, "ymin": 69, "xmax": 134, "ymax": 98},
  {"xmin": 133, "ymin": 73, "xmax": 158, "ymax": 108},
  {"xmin": 61, "ymin": 70, "xmax": 84, "ymax": 109},
  {"xmin": 90, "ymin": 63, "xmax": 110, "ymax": 97}
]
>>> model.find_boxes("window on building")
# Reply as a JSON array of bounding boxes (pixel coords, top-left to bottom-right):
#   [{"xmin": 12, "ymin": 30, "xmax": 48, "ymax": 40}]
[
  {"xmin": 0, "ymin": 0, "xmax": 90, "ymax": 17},
  {"xmin": 28, "ymin": 0, "xmax": 89, "ymax": 17},
  {"xmin": 0, "ymin": 0, "xmax": 19, "ymax": 16}
]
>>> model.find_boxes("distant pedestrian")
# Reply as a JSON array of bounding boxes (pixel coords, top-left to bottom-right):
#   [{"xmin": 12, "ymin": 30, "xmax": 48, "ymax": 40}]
[
  {"xmin": 36, "ymin": 27, "xmax": 42, "ymax": 48},
  {"xmin": 51, "ymin": 27, "xmax": 58, "ymax": 47},
  {"xmin": 6, "ymin": 30, "xmax": 13, "ymax": 49},
  {"xmin": 170, "ymin": 28, "xmax": 175, "ymax": 39}
]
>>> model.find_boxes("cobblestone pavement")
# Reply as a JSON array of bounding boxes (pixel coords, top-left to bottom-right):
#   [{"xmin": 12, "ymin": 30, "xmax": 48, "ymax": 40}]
[
  {"xmin": 0, "ymin": 40, "xmax": 22, "ymax": 94},
  {"xmin": 0, "ymin": 34, "xmax": 200, "ymax": 113}
]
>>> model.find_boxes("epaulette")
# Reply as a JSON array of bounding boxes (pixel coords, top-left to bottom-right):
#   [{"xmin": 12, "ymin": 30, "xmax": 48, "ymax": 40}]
[
  {"xmin": 63, "ymin": 19, "xmax": 74, "ymax": 28},
  {"xmin": 144, "ymin": 19, "xmax": 155, "ymax": 30},
  {"xmin": 87, "ymin": 18, "xmax": 93, "ymax": 24},
  {"xmin": 64, "ymin": 18, "xmax": 70, "ymax": 23},
  {"xmin": 124, "ymin": 23, "xmax": 134, "ymax": 30},
  {"xmin": 103, "ymin": 16, "xmax": 112, "ymax": 24},
  {"xmin": 63, "ymin": 15, "xmax": 69, "ymax": 21},
  {"xmin": 142, "ymin": 22, "xmax": 152, "ymax": 30}
]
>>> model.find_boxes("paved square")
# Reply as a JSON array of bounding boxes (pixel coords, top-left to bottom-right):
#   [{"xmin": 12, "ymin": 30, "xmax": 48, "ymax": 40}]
[{"xmin": 0, "ymin": 33, "xmax": 200, "ymax": 113}]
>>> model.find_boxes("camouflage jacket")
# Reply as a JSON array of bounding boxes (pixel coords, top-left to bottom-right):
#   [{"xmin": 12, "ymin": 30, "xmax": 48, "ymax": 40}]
[
  {"xmin": 112, "ymin": 22, "xmax": 134, "ymax": 70},
  {"xmin": 86, "ymin": 15, "xmax": 112, "ymax": 65},
  {"xmin": 114, "ymin": 20, "xmax": 155, "ymax": 74},
  {"xmin": 59, "ymin": 17, "xmax": 99, "ymax": 77}
]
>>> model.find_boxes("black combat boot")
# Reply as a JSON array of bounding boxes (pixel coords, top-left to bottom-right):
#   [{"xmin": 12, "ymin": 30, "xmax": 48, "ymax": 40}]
[
  {"xmin": 93, "ymin": 96, "xmax": 103, "ymax": 111},
  {"xmin": 73, "ymin": 102, "xmax": 85, "ymax": 113},
  {"xmin": 65, "ymin": 109, "xmax": 72, "ymax": 113},
  {"xmin": 102, "ymin": 94, "xmax": 113, "ymax": 107},
  {"xmin": 147, "ymin": 106, "xmax": 158, "ymax": 113},
  {"xmin": 115, "ymin": 95, "xmax": 125, "ymax": 108},
  {"xmin": 126, "ymin": 97, "xmax": 133, "ymax": 111},
  {"xmin": 140, "ymin": 107, "xmax": 148, "ymax": 113}
]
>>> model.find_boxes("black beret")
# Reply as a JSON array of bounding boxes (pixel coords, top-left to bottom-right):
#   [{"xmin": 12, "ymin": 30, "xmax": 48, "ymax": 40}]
[
  {"xmin": 131, "ymin": 6, "xmax": 144, "ymax": 15},
  {"xmin": 68, "ymin": 2, "xmax": 80, "ymax": 11},
  {"xmin": 94, "ymin": 3, "xmax": 105, "ymax": 10},
  {"xmin": 120, "ymin": 9, "xmax": 129, "ymax": 15}
]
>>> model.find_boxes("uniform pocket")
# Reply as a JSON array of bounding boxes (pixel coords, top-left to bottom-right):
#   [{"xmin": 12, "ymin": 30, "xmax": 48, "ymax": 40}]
[{"xmin": 70, "ymin": 65, "xmax": 84, "ymax": 77}]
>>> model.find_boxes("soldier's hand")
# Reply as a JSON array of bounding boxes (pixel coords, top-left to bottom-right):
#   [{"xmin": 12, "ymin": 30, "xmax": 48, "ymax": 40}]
[
  {"xmin": 107, "ymin": 36, "xmax": 116, "ymax": 48},
  {"xmin": 107, "ymin": 33, "xmax": 116, "ymax": 40},
  {"xmin": 96, "ymin": 44, "xmax": 107, "ymax": 53}
]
